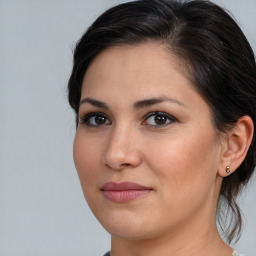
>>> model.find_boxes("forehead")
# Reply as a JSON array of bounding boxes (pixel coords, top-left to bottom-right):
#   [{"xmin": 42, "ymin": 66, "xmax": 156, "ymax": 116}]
[{"xmin": 82, "ymin": 43, "xmax": 192, "ymax": 97}]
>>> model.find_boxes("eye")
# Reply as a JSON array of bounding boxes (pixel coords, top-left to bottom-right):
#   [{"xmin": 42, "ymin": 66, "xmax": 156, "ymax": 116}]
[
  {"xmin": 142, "ymin": 112, "xmax": 176, "ymax": 127},
  {"xmin": 79, "ymin": 112, "xmax": 111, "ymax": 127}
]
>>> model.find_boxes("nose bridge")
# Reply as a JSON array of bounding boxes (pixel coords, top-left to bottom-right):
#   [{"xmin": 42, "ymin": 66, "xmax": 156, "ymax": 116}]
[
  {"xmin": 111, "ymin": 122, "xmax": 131, "ymax": 145},
  {"xmin": 103, "ymin": 122, "xmax": 141, "ymax": 170}
]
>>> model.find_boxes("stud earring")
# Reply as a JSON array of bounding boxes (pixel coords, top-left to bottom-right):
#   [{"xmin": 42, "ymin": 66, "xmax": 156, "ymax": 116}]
[{"xmin": 226, "ymin": 166, "xmax": 231, "ymax": 173}]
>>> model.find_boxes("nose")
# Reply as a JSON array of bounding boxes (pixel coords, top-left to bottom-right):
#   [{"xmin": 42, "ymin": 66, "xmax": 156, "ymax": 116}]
[{"xmin": 102, "ymin": 125, "xmax": 142, "ymax": 170}]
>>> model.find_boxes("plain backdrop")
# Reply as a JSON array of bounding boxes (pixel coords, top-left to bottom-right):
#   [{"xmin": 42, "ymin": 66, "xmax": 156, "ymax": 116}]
[{"xmin": 1, "ymin": 0, "xmax": 255, "ymax": 255}]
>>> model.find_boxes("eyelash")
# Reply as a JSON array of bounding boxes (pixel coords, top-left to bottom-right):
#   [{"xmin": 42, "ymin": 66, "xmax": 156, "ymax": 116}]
[
  {"xmin": 79, "ymin": 111, "xmax": 176, "ymax": 128},
  {"xmin": 142, "ymin": 111, "xmax": 176, "ymax": 127},
  {"xmin": 79, "ymin": 112, "xmax": 112, "ymax": 127}
]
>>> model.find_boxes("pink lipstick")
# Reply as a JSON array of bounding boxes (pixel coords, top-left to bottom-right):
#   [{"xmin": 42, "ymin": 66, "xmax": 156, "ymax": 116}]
[{"xmin": 101, "ymin": 182, "xmax": 153, "ymax": 203}]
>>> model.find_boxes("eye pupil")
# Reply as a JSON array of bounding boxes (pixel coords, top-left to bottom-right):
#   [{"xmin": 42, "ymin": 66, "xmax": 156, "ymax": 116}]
[
  {"xmin": 155, "ymin": 115, "xmax": 166, "ymax": 125},
  {"xmin": 95, "ymin": 115, "xmax": 106, "ymax": 125}
]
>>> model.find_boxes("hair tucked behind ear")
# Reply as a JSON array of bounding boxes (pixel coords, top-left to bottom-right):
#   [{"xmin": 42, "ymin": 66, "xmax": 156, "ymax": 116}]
[{"xmin": 68, "ymin": 0, "xmax": 256, "ymax": 243}]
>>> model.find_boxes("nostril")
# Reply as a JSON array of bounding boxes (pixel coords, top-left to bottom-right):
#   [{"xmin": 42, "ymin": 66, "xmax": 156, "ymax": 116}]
[
  {"xmin": 105, "ymin": 162, "xmax": 132, "ymax": 170},
  {"xmin": 121, "ymin": 163, "xmax": 131, "ymax": 167}
]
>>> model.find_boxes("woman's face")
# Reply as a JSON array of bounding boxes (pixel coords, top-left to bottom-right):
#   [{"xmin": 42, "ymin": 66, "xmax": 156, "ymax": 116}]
[{"xmin": 74, "ymin": 43, "xmax": 223, "ymax": 240}]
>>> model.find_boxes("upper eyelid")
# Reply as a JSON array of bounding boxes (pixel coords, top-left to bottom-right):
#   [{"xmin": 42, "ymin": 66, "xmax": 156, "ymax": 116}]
[
  {"xmin": 79, "ymin": 109, "xmax": 110, "ymax": 117},
  {"xmin": 79, "ymin": 110, "xmax": 174, "ymax": 117},
  {"xmin": 143, "ymin": 111, "xmax": 176, "ymax": 120},
  {"xmin": 79, "ymin": 111, "xmax": 110, "ymax": 118},
  {"xmin": 78, "ymin": 112, "xmax": 111, "ymax": 124}
]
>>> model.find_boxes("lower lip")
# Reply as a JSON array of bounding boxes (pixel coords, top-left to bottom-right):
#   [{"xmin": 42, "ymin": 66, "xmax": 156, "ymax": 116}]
[{"xmin": 102, "ymin": 189, "xmax": 152, "ymax": 203}]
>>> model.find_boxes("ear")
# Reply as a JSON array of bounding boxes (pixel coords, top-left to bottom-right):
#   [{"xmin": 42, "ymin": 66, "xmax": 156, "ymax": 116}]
[{"xmin": 218, "ymin": 115, "xmax": 254, "ymax": 177}]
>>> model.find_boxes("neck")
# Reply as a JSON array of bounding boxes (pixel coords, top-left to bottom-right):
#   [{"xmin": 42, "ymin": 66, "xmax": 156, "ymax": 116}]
[{"xmin": 110, "ymin": 207, "xmax": 233, "ymax": 256}]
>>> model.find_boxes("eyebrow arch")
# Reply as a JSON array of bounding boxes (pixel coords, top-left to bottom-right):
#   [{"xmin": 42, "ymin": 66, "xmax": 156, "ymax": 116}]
[
  {"xmin": 133, "ymin": 96, "xmax": 186, "ymax": 110},
  {"xmin": 80, "ymin": 97, "xmax": 109, "ymax": 109},
  {"xmin": 79, "ymin": 96, "xmax": 186, "ymax": 110}
]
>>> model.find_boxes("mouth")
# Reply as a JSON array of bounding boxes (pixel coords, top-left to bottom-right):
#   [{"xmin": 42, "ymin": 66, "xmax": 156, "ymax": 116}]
[{"xmin": 101, "ymin": 182, "xmax": 153, "ymax": 203}]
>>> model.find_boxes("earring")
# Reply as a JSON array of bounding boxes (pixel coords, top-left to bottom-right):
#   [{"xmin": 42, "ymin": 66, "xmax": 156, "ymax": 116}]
[{"xmin": 226, "ymin": 166, "xmax": 231, "ymax": 173}]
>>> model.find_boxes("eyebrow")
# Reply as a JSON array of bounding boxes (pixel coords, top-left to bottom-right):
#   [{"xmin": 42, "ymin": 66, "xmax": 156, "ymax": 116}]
[
  {"xmin": 80, "ymin": 98, "xmax": 109, "ymax": 109},
  {"xmin": 133, "ymin": 96, "xmax": 186, "ymax": 110},
  {"xmin": 79, "ymin": 96, "xmax": 186, "ymax": 110}
]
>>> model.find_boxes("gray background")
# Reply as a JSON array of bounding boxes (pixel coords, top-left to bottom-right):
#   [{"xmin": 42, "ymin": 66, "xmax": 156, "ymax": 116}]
[{"xmin": 1, "ymin": 0, "xmax": 255, "ymax": 255}]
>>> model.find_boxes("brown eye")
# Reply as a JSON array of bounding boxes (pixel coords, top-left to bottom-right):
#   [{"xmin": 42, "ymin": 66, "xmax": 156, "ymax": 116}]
[
  {"xmin": 95, "ymin": 115, "xmax": 107, "ymax": 125},
  {"xmin": 154, "ymin": 115, "xmax": 167, "ymax": 125},
  {"xmin": 89, "ymin": 114, "xmax": 111, "ymax": 126},
  {"xmin": 143, "ymin": 112, "xmax": 176, "ymax": 127},
  {"xmin": 79, "ymin": 112, "xmax": 111, "ymax": 127}
]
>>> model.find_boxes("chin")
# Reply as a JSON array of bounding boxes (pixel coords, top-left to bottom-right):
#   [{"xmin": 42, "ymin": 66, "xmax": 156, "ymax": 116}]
[
  {"xmin": 104, "ymin": 224, "xmax": 155, "ymax": 240},
  {"xmin": 96, "ymin": 208, "xmax": 168, "ymax": 241}
]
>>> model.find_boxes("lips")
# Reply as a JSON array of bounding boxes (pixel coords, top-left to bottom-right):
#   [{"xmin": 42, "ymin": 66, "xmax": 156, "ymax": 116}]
[{"xmin": 101, "ymin": 182, "xmax": 153, "ymax": 203}]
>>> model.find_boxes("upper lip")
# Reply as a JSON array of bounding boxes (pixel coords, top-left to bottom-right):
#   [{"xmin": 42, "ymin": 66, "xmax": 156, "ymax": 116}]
[{"xmin": 101, "ymin": 182, "xmax": 152, "ymax": 191}]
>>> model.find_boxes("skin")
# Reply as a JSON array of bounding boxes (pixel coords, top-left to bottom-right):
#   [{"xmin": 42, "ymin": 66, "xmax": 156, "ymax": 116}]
[{"xmin": 73, "ymin": 43, "xmax": 252, "ymax": 256}]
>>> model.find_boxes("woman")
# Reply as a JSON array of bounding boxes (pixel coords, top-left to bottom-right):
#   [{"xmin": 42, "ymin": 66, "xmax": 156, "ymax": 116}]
[{"xmin": 68, "ymin": 0, "xmax": 256, "ymax": 255}]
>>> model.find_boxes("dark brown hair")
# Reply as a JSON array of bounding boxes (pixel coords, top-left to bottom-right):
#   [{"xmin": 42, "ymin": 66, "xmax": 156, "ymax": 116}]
[{"xmin": 68, "ymin": 0, "xmax": 256, "ymax": 243}]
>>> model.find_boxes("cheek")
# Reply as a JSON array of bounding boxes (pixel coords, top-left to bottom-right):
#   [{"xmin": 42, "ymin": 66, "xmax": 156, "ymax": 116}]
[
  {"xmin": 143, "ymin": 133, "xmax": 219, "ymax": 230},
  {"xmin": 147, "ymin": 129, "xmax": 219, "ymax": 199},
  {"xmin": 73, "ymin": 130, "xmax": 102, "ymax": 188}
]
